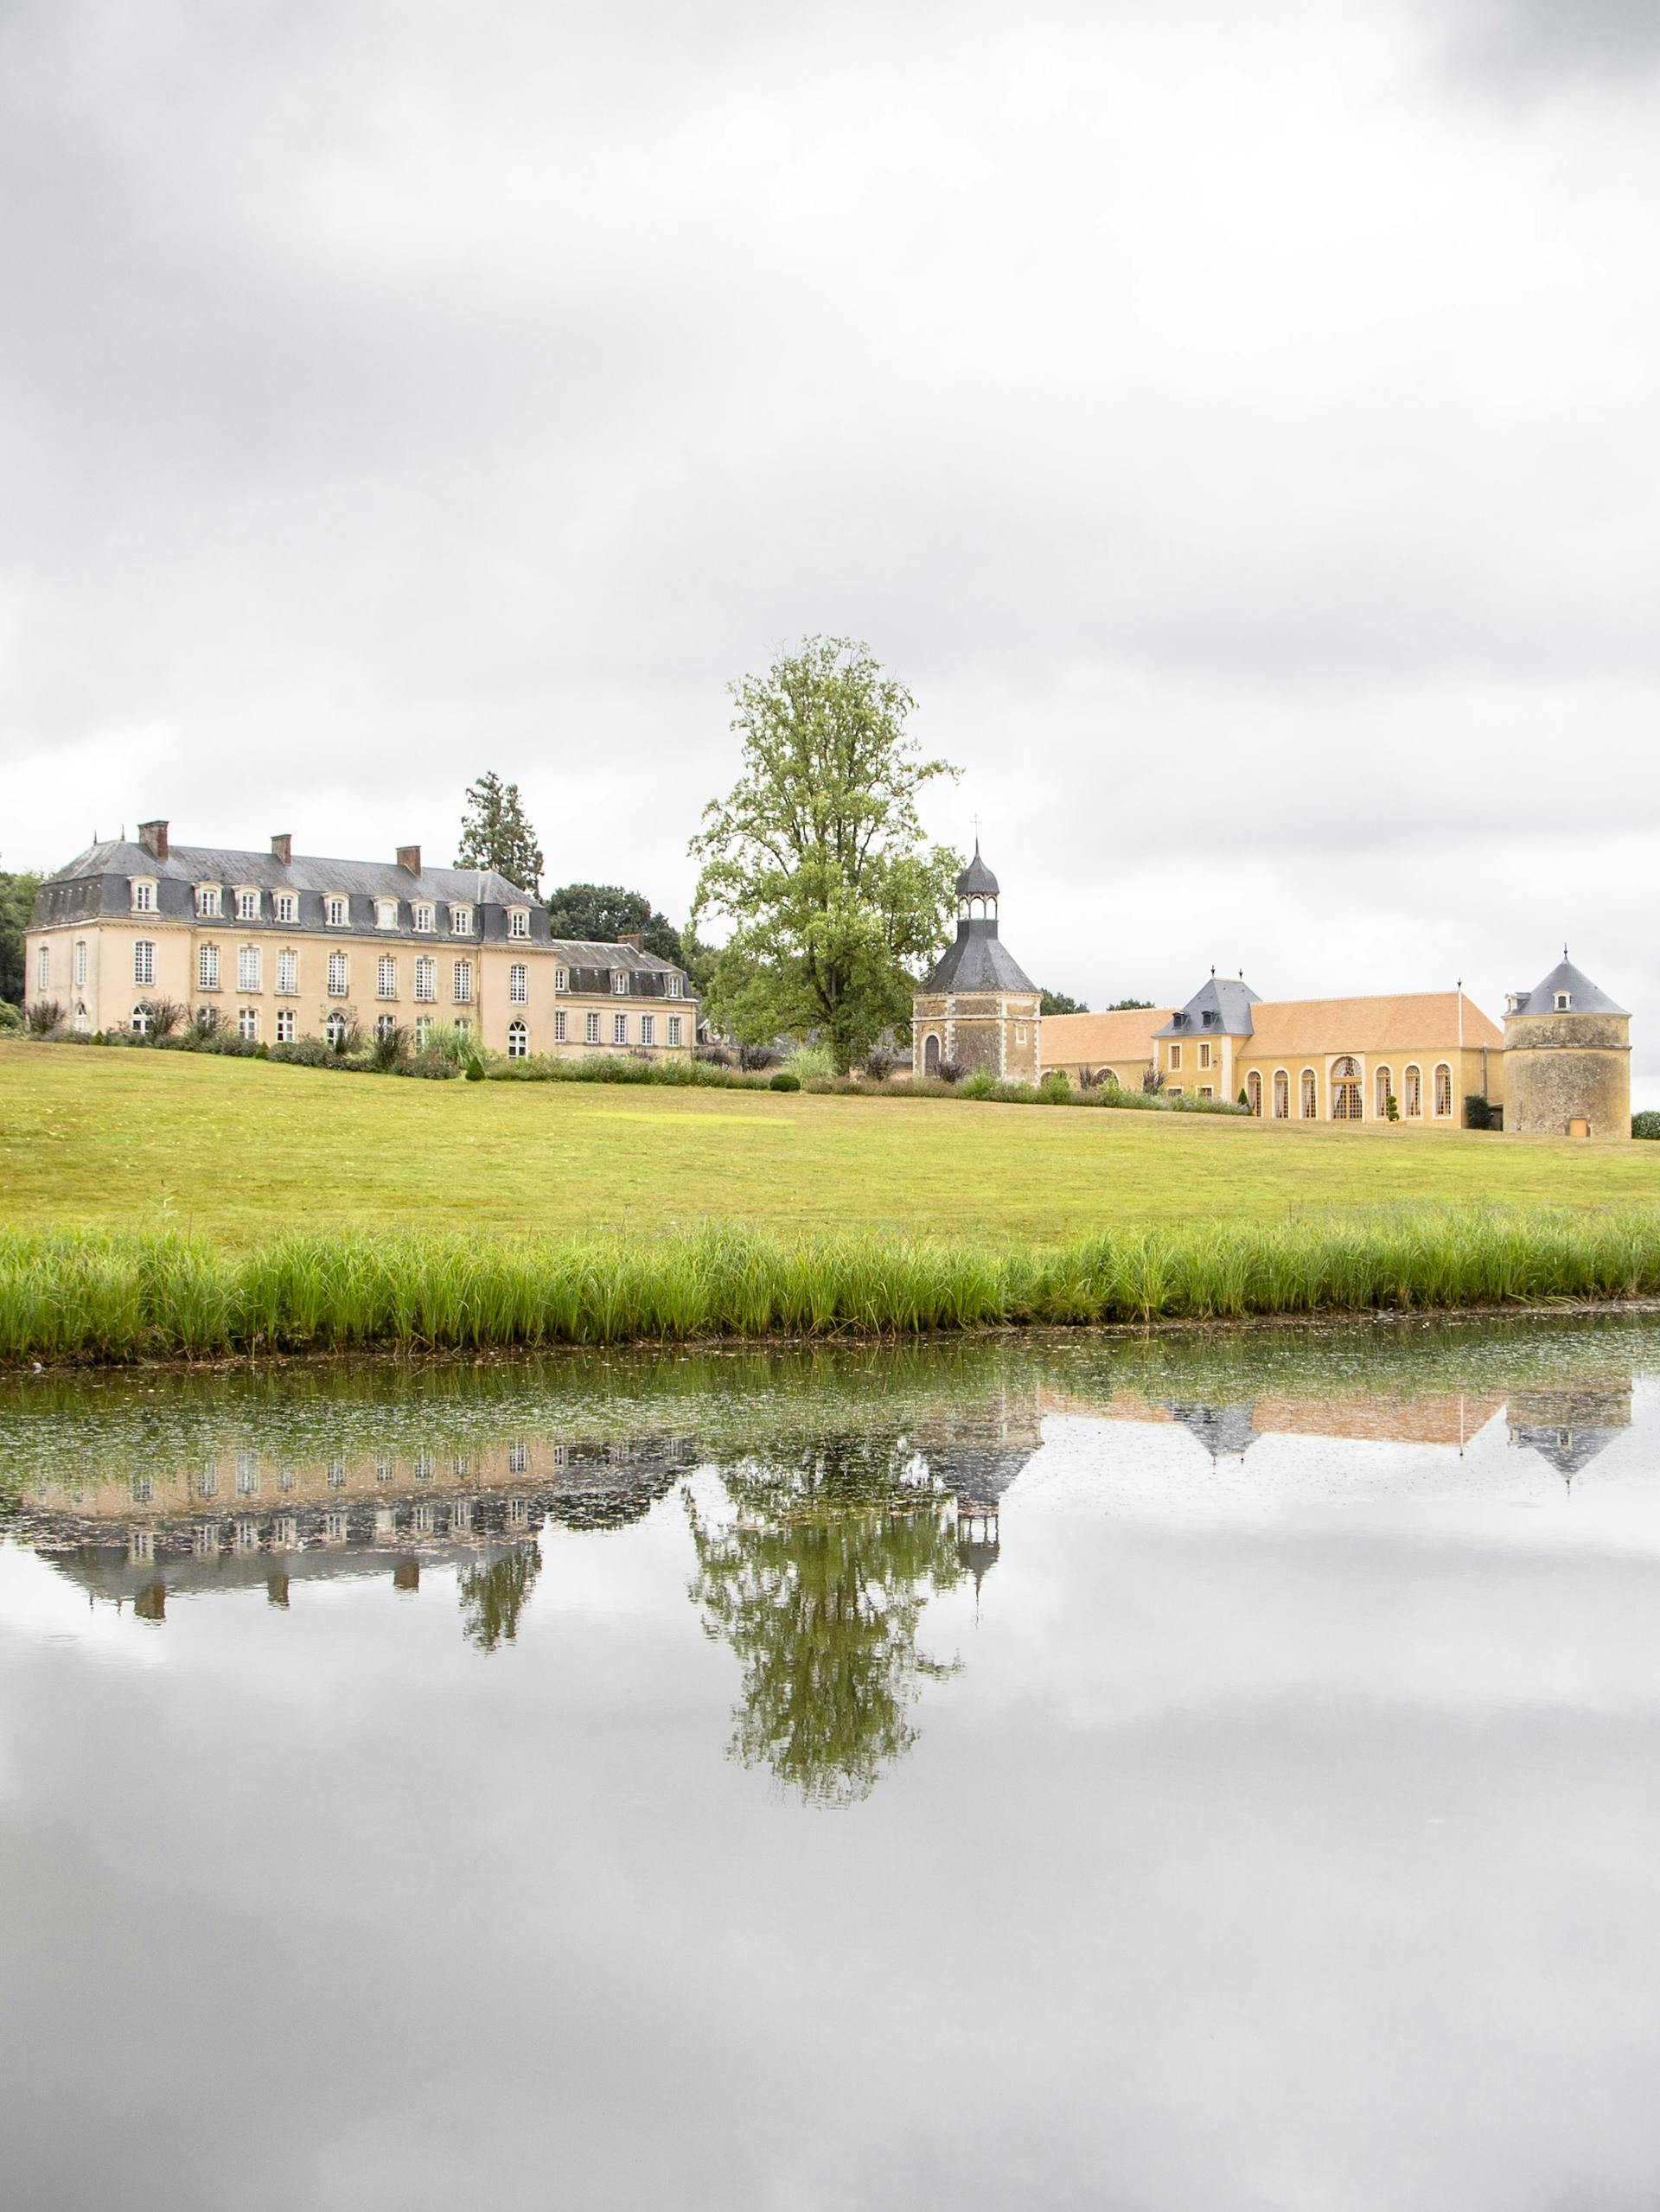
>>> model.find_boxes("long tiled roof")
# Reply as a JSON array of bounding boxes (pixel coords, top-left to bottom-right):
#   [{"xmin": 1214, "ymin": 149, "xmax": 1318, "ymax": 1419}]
[
  {"xmin": 1040, "ymin": 1009, "xmax": 1172, "ymax": 1065},
  {"xmin": 1245, "ymin": 992, "xmax": 1503, "ymax": 1056},
  {"xmin": 45, "ymin": 838, "xmax": 534, "ymax": 905}
]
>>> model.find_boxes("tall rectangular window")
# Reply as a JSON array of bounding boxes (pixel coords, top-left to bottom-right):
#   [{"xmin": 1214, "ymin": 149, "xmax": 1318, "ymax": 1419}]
[
  {"xmin": 585, "ymin": 1010, "xmax": 601, "ymax": 1044},
  {"xmin": 276, "ymin": 1009, "xmax": 296, "ymax": 1042},
  {"xmin": 1169, "ymin": 1043, "xmax": 1182, "ymax": 1070},
  {"xmin": 377, "ymin": 955, "xmax": 397, "ymax": 998},
  {"xmin": 414, "ymin": 957, "xmax": 436, "ymax": 1002},
  {"xmin": 198, "ymin": 943, "xmax": 220, "ymax": 991},
  {"xmin": 450, "ymin": 905, "xmax": 472, "ymax": 935},
  {"xmin": 640, "ymin": 1014, "xmax": 655, "ymax": 1046},
  {"xmin": 413, "ymin": 904, "xmax": 434, "ymax": 933},
  {"xmin": 74, "ymin": 940, "xmax": 87, "ymax": 986},
  {"xmin": 667, "ymin": 1016, "xmax": 682, "ymax": 1048},
  {"xmin": 277, "ymin": 948, "xmax": 297, "ymax": 995},
  {"xmin": 376, "ymin": 899, "xmax": 399, "ymax": 929},
  {"xmin": 327, "ymin": 896, "xmax": 348, "ymax": 928},
  {"xmin": 237, "ymin": 889, "xmax": 260, "ymax": 920},
  {"xmin": 196, "ymin": 885, "xmax": 221, "ymax": 917},
  {"xmin": 133, "ymin": 940, "xmax": 156, "ymax": 987},
  {"xmin": 667, "ymin": 974, "xmax": 683, "ymax": 998},
  {"xmin": 509, "ymin": 909, "xmax": 529, "ymax": 939},
  {"xmin": 238, "ymin": 1006, "xmax": 259, "ymax": 1042},
  {"xmin": 36, "ymin": 944, "xmax": 49, "ymax": 991},
  {"xmin": 612, "ymin": 1012, "xmax": 628, "ymax": 1045},
  {"xmin": 327, "ymin": 952, "xmax": 348, "ymax": 997},
  {"xmin": 612, "ymin": 970, "xmax": 628, "ymax": 995},
  {"xmin": 452, "ymin": 959, "xmax": 472, "ymax": 1004},
  {"xmin": 275, "ymin": 893, "xmax": 296, "ymax": 923},
  {"xmin": 554, "ymin": 1009, "xmax": 568, "ymax": 1042},
  {"xmin": 509, "ymin": 962, "xmax": 527, "ymax": 1004},
  {"xmin": 131, "ymin": 880, "xmax": 155, "ymax": 912},
  {"xmin": 238, "ymin": 946, "xmax": 262, "ymax": 991},
  {"xmin": 554, "ymin": 966, "xmax": 569, "ymax": 991}
]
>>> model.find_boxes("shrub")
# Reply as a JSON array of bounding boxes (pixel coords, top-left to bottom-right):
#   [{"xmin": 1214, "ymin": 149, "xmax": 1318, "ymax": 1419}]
[
  {"xmin": 863, "ymin": 1049, "xmax": 894, "ymax": 1081},
  {"xmin": 1038, "ymin": 1070, "xmax": 1073, "ymax": 1104},
  {"xmin": 936, "ymin": 1059, "xmax": 962, "ymax": 1086},
  {"xmin": 395, "ymin": 1050, "xmax": 462, "ymax": 1081},
  {"xmin": 960, "ymin": 1068, "xmax": 996, "ymax": 1100},
  {"xmin": 25, "ymin": 998, "xmax": 64, "ymax": 1036},
  {"xmin": 788, "ymin": 1042, "xmax": 838, "ymax": 1087},
  {"xmin": 1635, "ymin": 1112, "xmax": 1660, "ymax": 1140},
  {"xmin": 465, "ymin": 1058, "xmax": 486, "ymax": 1081},
  {"xmin": 737, "ymin": 1043, "xmax": 778, "ymax": 1072},
  {"xmin": 1465, "ymin": 1094, "xmax": 1497, "ymax": 1131},
  {"xmin": 144, "ymin": 999, "xmax": 186, "ymax": 1042},
  {"xmin": 270, "ymin": 1036, "xmax": 335, "ymax": 1069},
  {"xmin": 0, "ymin": 1000, "xmax": 25, "ymax": 1034},
  {"xmin": 370, "ymin": 1023, "xmax": 412, "ymax": 1071},
  {"xmin": 769, "ymin": 1069, "xmax": 801, "ymax": 1092}
]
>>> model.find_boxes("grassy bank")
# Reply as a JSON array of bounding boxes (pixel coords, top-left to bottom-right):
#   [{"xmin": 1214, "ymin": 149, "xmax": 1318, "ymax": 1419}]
[
  {"xmin": 7, "ymin": 1212, "xmax": 1660, "ymax": 1366},
  {"xmin": 3, "ymin": 1042, "xmax": 1657, "ymax": 1246}
]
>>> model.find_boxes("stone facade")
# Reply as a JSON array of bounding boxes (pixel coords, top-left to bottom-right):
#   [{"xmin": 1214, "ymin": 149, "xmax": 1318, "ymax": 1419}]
[
  {"xmin": 23, "ymin": 819, "xmax": 699, "ymax": 1061},
  {"xmin": 911, "ymin": 847, "xmax": 1041, "ymax": 1080},
  {"xmin": 1503, "ymin": 959, "xmax": 1631, "ymax": 1139}
]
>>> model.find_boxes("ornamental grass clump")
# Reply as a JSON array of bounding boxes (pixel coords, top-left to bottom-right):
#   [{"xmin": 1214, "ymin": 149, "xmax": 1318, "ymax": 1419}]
[{"xmin": 4, "ymin": 1208, "xmax": 1660, "ymax": 1367}]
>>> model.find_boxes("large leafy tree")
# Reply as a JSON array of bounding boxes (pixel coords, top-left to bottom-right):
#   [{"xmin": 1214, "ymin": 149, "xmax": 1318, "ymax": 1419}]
[
  {"xmin": 455, "ymin": 772, "xmax": 544, "ymax": 896},
  {"xmin": 1039, "ymin": 988, "xmax": 1089, "ymax": 1015},
  {"xmin": 690, "ymin": 637, "xmax": 961, "ymax": 1072},
  {"xmin": 687, "ymin": 1434, "xmax": 963, "ymax": 1807},
  {"xmin": 0, "ymin": 870, "xmax": 41, "ymax": 1006},
  {"xmin": 543, "ymin": 883, "xmax": 685, "ymax": 968}
]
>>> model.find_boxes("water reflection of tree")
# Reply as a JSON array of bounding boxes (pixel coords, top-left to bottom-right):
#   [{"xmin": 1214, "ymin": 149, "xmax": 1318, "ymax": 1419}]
[
  {"xmin": 688, "ymin": 1436, "xmax": 963, "ymax": 1807},
  {"xmin": 458, "ymin": 1543, "xmax": 541, "ymax": 1652}
]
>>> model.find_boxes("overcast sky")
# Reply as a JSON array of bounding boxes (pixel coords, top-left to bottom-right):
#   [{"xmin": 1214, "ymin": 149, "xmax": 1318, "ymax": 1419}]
[{"xmin": 3, "ymin": 0, "xmax": 1657, "ymax": 1088}]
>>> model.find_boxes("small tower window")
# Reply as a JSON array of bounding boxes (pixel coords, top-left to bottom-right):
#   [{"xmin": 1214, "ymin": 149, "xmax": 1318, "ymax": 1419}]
[{"xmin": 1555, "ymin": 991, "xmax": 1571, "ymax": 1010}]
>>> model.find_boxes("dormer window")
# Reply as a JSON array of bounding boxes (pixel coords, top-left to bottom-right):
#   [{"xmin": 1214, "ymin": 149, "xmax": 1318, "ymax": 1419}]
[
  {"xmin": 667, "ymin": 974, "xmax": 683, "ymax": 998},
  {"xmin": 554, "ymin": 966, "xmax": 569, "ymax": 991},
  {"xmin": 508, "ymin": 908, "xmax": 529, "ymax": 940},
  {"xmin": 450, "ymin": 904, "xmax": 472, "ymax": 935},
  {"xmin": 376, "ymin": 898, "xmax": 399, "ymax": 929},
  {"xmin": 275, "ymin": 892, "xmax": 297, "ymax": 924},
  {"xmin": 195, "ymin": 884, "xmax": 221, "ymax": 918},
  {"xmin": 413, "ymin": 903, "xmax": 434, "ymax": 933},
  {"xmin": 612, "ymin": 969, "xmax": 629, "ymax": 995},
  {"xmin": 1555, "ymin": 991, "xmax": 1572, "ymax": 1011},
  {"xmin": 326, "ymin": 896, "xmax": 348, "ymax": 928},
  {"xmin": 236, "ymin": 888, "xmax": 260, "ymax": 921},
  {"xmin": 131, "ymin": 878, "xmax": 156, "ymax": 913}
]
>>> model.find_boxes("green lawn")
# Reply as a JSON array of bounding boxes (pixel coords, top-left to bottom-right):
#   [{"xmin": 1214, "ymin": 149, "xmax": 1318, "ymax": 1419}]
[{"xmin": 1, "ymin": 1041, "xmax": 1656, "ymax": 1250}]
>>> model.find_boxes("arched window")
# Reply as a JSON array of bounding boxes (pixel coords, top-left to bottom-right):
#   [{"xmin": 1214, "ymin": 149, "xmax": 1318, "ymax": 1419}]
[
  {"xmin": 1300, "ymin": 1068, "xmax": 1318, "ymax": 1119},
  {"xmin": 1273, "ymin": 1068, "xmax": 1289, "ymax": 1119},
  {"xmin": 131, "ymin": 1003, "xmax": 151, "ymax": 1036},
  {"xmin": 1247, "ymin": 1069, "xmax": 1263, "ymax": 1116},
  {"xmin": 1433, "ymin": 1061, "xmax": 1452, "ymax": 1118},
  {"xmin": 1375, "ymin": 1064, "xmax": 1393, "ymax": 1119},
  {"xmin": 325, "ymin": 1011, "xmax": 348, "ymax": 1051},
  {"xmin": 1331, "ymin": 1055, "xmax": 1362, "ymax": 1120},
  {"xmin": 1404, "ymin": 1064, "xmax": 1422, "ymax": 1118},
  {"xmin": 508, "ymin": 1019, "xmax": 529, "ymax": 1060},
  {"xmin": 923, "ymin": 1034, "xmax": 941, "ymax": 1075}
]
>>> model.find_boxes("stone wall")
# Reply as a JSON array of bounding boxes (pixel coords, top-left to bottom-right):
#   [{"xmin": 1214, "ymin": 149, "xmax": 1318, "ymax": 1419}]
[{"xmin": 1505, "ymin": 1044, "xmax": 1630, "ymax": 1138}]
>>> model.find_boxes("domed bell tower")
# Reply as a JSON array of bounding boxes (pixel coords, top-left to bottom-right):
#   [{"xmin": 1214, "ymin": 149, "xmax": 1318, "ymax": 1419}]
[{"xmin": 911, "ymin": 841, "xmax": 1041, "ymax": 1081}]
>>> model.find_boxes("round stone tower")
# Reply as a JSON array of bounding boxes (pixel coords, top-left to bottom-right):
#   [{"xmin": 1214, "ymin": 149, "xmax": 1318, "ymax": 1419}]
[
  {"xmin": 1503, "ymin": 953, "xmax": 1631, "ymax": 1140},
  {"xmin": 911, "ymin": 843, "xmax": 1041, "ymax": 1081}
]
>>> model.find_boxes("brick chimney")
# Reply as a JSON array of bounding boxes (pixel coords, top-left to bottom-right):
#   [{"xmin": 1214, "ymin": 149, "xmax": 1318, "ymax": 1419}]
[
  {"xmin": 137, "ymin": 819, "xmax": 169, "ymax": 861},
  {"xmin": 618, "ymin": 932, "xmax": 644, "ymax": 948},
  {"xmin": 397, "ymin": 843, "xmax": 421, "ymax": 875},
  {"xmin": 270, "ymin": 833, "xmax": 292, "ymax": 866}
]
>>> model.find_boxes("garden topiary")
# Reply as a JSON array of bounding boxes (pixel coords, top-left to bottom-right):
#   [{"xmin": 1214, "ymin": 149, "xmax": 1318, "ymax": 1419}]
[
  {"xmin": 769, "ymin": 1070, "xmax": 801, "ymax": 1092},
  {"xmin": 1634, "ymin": 1111, "xmax": 1660, "ymax": 1140}
]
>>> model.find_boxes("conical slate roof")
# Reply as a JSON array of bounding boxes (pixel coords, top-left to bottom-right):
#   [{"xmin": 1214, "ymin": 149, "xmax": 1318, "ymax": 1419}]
[
  {"xmin": 956, "ymin": 844, "xmax": 999, "ymax": 900},
  {"xmin": 1510, "ymin": 957, "xmax": 1627, "ymax": 1018}
]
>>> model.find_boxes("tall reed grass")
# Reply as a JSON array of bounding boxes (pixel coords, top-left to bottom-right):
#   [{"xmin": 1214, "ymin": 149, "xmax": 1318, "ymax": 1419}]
[{"xmin": 4, "ymin": 1209, "xmax": 1660, "ymax": 1366}]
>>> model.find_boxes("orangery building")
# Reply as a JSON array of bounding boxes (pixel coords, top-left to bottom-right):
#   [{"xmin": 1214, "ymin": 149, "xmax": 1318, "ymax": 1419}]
[{"xmin": 23, "ymin": 820, "xmax": 698, "ymax": 1061}]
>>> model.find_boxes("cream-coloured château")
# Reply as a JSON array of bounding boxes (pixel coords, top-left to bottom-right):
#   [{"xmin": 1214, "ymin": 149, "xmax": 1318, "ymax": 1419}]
[
  {"xmin": 24, "ymin": 820, "xmax": 698, "ymax": 1059},
  {"xmin": 914, "ymin": 846, "xmax": 1631, "ymax": 1137}
]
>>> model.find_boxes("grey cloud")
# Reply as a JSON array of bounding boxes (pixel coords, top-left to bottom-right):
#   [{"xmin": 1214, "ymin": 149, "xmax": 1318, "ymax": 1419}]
[{"xmin": 1418, "ymin": 0, "xmax": 1660, "ymax": 90}]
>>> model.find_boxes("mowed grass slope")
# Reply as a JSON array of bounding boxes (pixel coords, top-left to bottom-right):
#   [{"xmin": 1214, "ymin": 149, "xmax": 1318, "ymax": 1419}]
[{"xmin": 2, "ymin": 1042, "xmax": 1655, "ymax": 1249}]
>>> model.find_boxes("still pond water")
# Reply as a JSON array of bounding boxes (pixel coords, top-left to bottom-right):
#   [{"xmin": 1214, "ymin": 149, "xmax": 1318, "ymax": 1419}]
[{"xmin": 3, "ymin": 1317, "xmax": 1659, "ymax": 2211}]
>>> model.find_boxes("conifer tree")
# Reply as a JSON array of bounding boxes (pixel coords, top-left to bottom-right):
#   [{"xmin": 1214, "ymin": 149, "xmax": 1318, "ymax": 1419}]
[{"xmin": 455, "ymin": 773, "xmax": 544, "ymax": 895}]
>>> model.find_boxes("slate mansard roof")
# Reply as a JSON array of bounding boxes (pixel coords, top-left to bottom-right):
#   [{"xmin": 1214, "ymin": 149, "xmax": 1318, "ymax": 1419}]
[
  {"xmin": 41, "ymin": 838, "xmax": 535, "ymax": 908},
  {"xmin": 1508, "ymin": 958, "xmax": 1627, "ymax": 1019},
  {"xmin": 1156, "ymin": 976, "xmax": 1262, "ymax": 1039},
  {"xmin": 920, "ymin": 923, "xmax": 1038, "ymax": 995}
]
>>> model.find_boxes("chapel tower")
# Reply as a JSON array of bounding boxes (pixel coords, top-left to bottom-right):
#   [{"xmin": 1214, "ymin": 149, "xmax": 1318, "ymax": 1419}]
[{"xmin": 911, "ymin": 844, "xmax": 1041, "ymax": 1081}]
